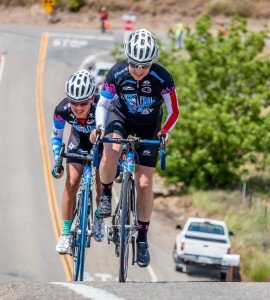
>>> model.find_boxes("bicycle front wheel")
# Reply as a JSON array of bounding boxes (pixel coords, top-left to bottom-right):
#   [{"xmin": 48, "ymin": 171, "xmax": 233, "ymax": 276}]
[
  {"xmin": 119, "ymin": 171, "xmax": 132, "ymax": 282},
  {"xmin": 73, "ymin": 192, "xmax": 83, "ymax": 281},
  {"xmin": 78, "ymin": 186, "xmax": 90, "ymax": 281},
  {"xmin": 73, "ymin": 186, "xmax": 90, "ymax": 281}
]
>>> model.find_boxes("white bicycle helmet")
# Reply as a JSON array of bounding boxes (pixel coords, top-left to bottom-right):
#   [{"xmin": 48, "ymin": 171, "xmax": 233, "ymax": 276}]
[
  {"xmin": 65, "ymin": 70, "xmax": 96, "ymax": 102},
  {"xmin": 124, "ymin": 28, "xmax": 159, "ymax": 65}
]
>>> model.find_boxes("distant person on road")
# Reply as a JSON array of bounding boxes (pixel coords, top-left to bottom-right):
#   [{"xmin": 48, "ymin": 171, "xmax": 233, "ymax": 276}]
[
  {"xmin": 51, "ymin": 70, "xmax": 104, "ymax": 255},
  {"xmin": 219, "ymin": 23, "xmax": 228, "ymax": 37},
  {"xmin": 175, "ymin": 22, "xmax": 185, "ymax": 49},
  {"xmin": 100, "ymin": 6, "xmax": 108, "ymax": 33},
  {"xmin": 91, "ymin": 29, "xmax": 180, "ymax": 268}
]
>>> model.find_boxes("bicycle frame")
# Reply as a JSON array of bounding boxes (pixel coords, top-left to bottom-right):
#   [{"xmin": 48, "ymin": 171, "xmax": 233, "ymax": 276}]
[
  {"xmin": 73, "ymin": 161, "xmax": 93, "ymax": 281},
  {"xmin": 121, "ymin": 148, "xmax": 138, "ymax": 235},
  {"xmin": 56, "ymin": 143, "xmax": 99, "ymax": 281}
]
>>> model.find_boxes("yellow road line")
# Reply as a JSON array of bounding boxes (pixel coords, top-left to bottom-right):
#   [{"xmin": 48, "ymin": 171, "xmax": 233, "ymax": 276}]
[{"xmin": 36, "ymin": 33, "xmax": 73, "ymax": 281}]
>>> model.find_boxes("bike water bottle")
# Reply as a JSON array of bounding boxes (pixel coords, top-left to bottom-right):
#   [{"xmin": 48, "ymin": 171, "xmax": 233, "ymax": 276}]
[{"xmin": 126, "ymin": 152, "xmax": 135, "ymax": 172}]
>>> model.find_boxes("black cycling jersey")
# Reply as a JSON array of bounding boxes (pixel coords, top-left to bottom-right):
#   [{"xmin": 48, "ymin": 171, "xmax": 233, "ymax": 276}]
[
  {"xmin": 100, "ymin": 60, "xmax": 178, "ymax": 128},
  {"xmin": 51, "ymin": 95, "xmax": 99, "ymax": 164}
]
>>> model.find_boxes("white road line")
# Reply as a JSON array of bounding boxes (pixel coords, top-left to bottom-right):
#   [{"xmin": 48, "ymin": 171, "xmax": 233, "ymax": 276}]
[
  {"xmin": 52, "ymin": 282, "xmax": 125, "ymax": 300},
  {"xmin": 147, "ymin": 265, "xmax": 158, "ymax": 282},
  {"xmin": 84, "ymin": 272, "xmax": 94, "ymax": 281},
  {"xmin": 79, "ymin": 51, "xmax": 110, "ymax": 70},
  {"xmin": 94, "ymin": 273, "xmax": 112, "ymax": 281},
  {"xmin": 0, "ymin": 54, "xmax": 5, "ymax": 84},
  {"xmin": 112, "ymin": 185, "xmax": 159, "ymax": 282},
  {"xmin": 46, "ymin": 32, "xmax": 115, "ymax": 41}
]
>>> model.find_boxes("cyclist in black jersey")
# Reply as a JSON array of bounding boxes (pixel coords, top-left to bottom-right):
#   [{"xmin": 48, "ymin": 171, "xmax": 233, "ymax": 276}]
[
  {"xmin": 51, "ymin": 70, "xmax": 104, "ymax": 255},
  {"xmin": 91, "ymin": 29, "xmax": 180, "ymax": 267}
]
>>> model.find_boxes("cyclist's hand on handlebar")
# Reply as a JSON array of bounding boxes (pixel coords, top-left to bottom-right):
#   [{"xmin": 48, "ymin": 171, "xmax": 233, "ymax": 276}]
[
  {"xmin": 90, "ymin": 127, "xmax": 105, "ymax": 144},
  {"xmin": 52, "ymin": 165, "xmax": 64, "ymax": 179},
  {"xmin": 158, "ymin": 130, "xmax": 170, "ymax": 146}
]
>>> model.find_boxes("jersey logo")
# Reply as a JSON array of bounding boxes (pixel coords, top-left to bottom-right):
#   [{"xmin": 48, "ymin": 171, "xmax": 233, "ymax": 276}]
[
  {"xmin": 142, "ymin": 87, "xmax": 152, "ymax": 93},
  {"xmin": 123, "ymin": 79, "xmax": 136, "ymax": 85},
  {"xmin": 123, "ymin": 86, "xmax": 134, "ymax": 91},
  {"xmin": 123, "ymin": 94, "xmax": 155, "ymax": 114},
  {"xmin": 68, "ymin": 142, "xmax": 75, "ymax": 150},
  {"xmin": 74, "ymin": 124, "xmax": 93, "ymax": 133},
  {"xmin": 113, "ymin": 121, "xmax": 123, "ymax": 128},
  {"xmin": 141, "ymin": 108, "xmax": 154, "ymax": 115},
  {"xmin": 86, "ymin": 119, "xmax": 95, "ymax": 125},
  {"xmin": 142, "ymin": 80, "xmax": 151, "ymax": 86},
  {"xmin": 142, "ymin": 150, "xmax": 151, "ymax": 156},
  {"xmin": 52, "ymin": 128, "xmax": 58, "ymax": 136}
]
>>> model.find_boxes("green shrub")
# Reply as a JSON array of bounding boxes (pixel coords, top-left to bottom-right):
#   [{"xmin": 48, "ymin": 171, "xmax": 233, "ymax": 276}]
[
  {"xmin": 68, "ymin": 0, "xmax": 84, "ymax": 11},
  {"xmin": 158, "ymin": 15, "xmax": 270, "ymax": 189}
]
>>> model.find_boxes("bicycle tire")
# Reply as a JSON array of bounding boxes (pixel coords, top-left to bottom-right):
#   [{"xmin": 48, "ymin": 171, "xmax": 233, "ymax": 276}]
[
  {"xmin": 73, "ymin": 191, "xmax": 83, "ymax": 281},
  {"xmin": 78, "ymin": 184, "xmax": 90, "ymax": 281},
  {"xmin": 119, "ymin": 171, "xmax": 133, "ymax": 282}
]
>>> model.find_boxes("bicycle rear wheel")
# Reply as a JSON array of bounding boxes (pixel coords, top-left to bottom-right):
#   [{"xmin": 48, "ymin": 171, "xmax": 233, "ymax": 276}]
[{"xmin": 119, "ymin": 171, "xmax": 133, "ymax": 282}]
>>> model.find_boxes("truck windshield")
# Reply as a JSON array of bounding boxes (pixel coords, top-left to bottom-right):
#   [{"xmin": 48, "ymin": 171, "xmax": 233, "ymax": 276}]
[{"xmin": 188, "ymin": 222, "xmax": 224, "ymax": 235}]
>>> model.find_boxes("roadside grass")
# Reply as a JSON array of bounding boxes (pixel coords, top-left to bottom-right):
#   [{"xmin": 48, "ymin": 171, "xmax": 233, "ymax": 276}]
[{"xmin": 190, "ymin": 189, "xmax": 270, "ymax": 281}]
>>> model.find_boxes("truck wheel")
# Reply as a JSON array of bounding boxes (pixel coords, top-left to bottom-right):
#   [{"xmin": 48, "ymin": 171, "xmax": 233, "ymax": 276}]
[
  {"xmin": 175, "ymin": 265, "xmax": 183, "ymax": 272},
  {"xmin": 220, "ymin": 270, "xmax": 227, "ymax": 281}
]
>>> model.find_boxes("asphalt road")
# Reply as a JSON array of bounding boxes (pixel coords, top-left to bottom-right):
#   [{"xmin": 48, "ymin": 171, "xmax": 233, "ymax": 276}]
[{"xmin": 0, "ymin": 24, "xmax": 270, "ymax": 299}]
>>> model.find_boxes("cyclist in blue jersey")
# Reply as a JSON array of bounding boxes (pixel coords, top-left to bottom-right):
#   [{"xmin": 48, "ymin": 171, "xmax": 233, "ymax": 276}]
[
  {"xmin": 91, "ymin": 29, "xmax": 180, "ymax": 267},
  {"xmin": 51, "ymin": 70, "xmax": 105, "ymax": 255}
]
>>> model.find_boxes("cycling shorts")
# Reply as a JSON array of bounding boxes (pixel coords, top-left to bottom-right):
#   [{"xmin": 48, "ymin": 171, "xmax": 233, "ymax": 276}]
[
  {"xmin": 67, "ymin": 127, "xmax": 102, "ymax": 165},
  {"xmin": 105, "ymin": 108, "xmax": 162, "ymax": 168}
]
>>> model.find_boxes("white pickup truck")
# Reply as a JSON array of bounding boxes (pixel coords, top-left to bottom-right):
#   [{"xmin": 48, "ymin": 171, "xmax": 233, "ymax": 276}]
[{"xmin": 173, "ymin": 217, "xmax": 235, "ymax": 280}]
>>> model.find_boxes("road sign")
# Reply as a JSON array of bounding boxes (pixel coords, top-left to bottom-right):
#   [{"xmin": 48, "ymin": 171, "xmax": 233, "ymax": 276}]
[{"xmin": 41, "ymin": 0, "xmax": 56, "ymax": 14}]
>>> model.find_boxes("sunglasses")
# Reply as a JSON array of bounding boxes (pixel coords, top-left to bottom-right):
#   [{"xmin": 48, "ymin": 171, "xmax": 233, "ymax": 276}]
[
  {"xmin": 69, "ymin": 100, "xmax": 90, "ymax": 107},
  {"xmin": 129, "ymin": 61, "xmax": 152, "ymax": 70}
]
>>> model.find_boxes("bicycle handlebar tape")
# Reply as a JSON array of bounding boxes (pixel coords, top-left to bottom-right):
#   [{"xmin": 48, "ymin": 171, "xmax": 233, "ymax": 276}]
[
  {"xmin": 160, "ymin": 135, "xmax": 166, "ymax": 171},
  {"xmin": 160, "ymin": 148, "xmax": 166, "ymax": 171},
  {"xmin": 56, "ymin": 143, "xmax": 65, "ymax": 169},
  {"xmin": 93, "ymin": 130, "xmax": 101, "ymax": 167}
]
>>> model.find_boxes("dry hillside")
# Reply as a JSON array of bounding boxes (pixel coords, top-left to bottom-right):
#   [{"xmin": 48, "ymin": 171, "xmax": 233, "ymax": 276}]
[{"xmin": 0, "ymin": 1, "xmax": 269, "ymax": 32}]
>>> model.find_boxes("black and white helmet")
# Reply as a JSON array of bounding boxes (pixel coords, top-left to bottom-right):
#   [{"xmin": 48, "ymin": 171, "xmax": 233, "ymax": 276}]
[
  {"xmin": 65, "ymin": 70, "xmax": 96, "ymax": 102},
  {"xmin": 124, "ymin": 28, "xmax": 159, "ymax": 65}
]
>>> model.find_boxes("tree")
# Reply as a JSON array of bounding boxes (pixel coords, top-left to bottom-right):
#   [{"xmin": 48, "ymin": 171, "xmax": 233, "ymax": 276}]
[{"xmin": 158, "ymin": 15, "xmax": 270, "ymax": 189}]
